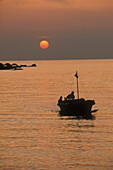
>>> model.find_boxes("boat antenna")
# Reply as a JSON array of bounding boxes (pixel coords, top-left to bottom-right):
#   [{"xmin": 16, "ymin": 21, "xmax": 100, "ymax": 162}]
[{"xmin": 75, "ymin": 71, "xmax": 79, "ymax": 99}]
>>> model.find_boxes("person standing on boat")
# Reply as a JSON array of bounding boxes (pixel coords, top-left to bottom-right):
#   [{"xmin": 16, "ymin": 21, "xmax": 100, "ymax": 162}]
[
  {"xmin": 66, "ymin": 91, "xmax": 75, "ymax": 100},
  {"xmin": 58, "ymin": 96, "xmax": 63, "ymax": 105}
]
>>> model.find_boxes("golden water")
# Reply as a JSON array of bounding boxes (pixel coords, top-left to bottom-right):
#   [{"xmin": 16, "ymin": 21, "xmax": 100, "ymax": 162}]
[{"xmin": 0, "ymin": 59, "xmax": 113, "ymax": 169}]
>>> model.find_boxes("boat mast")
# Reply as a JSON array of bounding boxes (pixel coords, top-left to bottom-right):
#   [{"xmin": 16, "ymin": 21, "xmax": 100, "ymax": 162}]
[{"xmin": 75, "ymin": 71, "xmax": 79, "ymax": 99}]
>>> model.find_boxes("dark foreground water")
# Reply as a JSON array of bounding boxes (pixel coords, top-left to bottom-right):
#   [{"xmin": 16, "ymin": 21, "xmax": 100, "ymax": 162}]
[{"xmin": 0, "ymin": 59, "xmax": 113, "ymax": 169}]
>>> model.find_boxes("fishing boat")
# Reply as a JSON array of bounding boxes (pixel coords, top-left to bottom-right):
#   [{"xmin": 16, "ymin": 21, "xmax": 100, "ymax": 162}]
[{"xmin": 57, "ymin": 72, "xmax": 98, "ymax": 119}]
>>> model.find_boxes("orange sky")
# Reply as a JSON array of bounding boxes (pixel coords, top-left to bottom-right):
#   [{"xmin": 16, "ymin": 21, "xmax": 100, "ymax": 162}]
[
  {"xmin": 1, "ymin": 0, "xmax": 113, "ymax": 9},
  {"xmin": 0, "ymin": 0, "xmax": 113, "ymax": 60}
]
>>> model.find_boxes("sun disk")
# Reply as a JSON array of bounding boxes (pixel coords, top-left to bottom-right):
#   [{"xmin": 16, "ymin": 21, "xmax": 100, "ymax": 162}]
[{"xmin": 40, "ymin": 40, "xmax": 49, "ymax": 49}]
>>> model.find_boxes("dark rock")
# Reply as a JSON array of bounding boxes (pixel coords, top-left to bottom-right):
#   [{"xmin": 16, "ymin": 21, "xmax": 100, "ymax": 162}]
[
  {"xmin": 20, "ymin": 64, "xmax": 27, "ymax": 67},
  {"xmin": 0, "ymin": 63, "xmax": 4, "ymax": 69},
  {"xmin": 31, "ymin": 64, "xmax": 37, "ymax": 67},
  {"xmin": 4, "ymin": 63, "xmax": 12, "ymax": 69}
]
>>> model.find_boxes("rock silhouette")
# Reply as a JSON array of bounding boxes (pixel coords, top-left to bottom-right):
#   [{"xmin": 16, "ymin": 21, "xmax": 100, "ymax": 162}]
[{"xmin": 0, "ymin": 62, "xmax": 37, "ymax": 70}]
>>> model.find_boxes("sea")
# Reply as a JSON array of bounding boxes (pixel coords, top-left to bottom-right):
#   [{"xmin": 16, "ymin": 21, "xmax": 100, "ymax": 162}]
[{"xmin": 0, "ymin": 59, "xmax": 113, "ymax": 170}]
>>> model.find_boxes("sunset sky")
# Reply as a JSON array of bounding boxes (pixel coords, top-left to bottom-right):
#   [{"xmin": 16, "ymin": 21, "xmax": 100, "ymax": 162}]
[{"xmin": 0, "ymin": 0, "xmax": 113, "ymax": 60}]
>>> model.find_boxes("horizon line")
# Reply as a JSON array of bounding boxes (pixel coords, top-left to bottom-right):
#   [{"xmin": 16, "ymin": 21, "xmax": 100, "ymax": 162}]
[{"xmin": 0, "ymin": 58, "xmax": 113, "ymax": 62}]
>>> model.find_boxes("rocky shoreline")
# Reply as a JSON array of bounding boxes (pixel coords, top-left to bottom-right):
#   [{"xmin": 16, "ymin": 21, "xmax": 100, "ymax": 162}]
[{"xmin": 0, "ymin": 62, "xmax": 37, "ymax": 70}]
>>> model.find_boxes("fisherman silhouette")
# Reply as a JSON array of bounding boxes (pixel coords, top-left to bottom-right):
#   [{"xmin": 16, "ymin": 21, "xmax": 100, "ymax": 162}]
[
  {"xmin": 58, "ymin": 96, "xmax": 63, "ymax": 105},
  {"xmin": 66, "ymin": 91, "xmax": 75, "ymax": 100}
]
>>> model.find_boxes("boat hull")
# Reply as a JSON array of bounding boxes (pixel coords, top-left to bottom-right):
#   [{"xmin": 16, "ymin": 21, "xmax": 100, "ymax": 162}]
[{"xmin": 58, "ymin": 98, "xmax": 95, "ymax": 119}]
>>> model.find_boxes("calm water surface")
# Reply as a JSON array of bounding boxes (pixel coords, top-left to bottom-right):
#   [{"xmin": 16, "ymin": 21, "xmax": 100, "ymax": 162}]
[{"xmin": 0, "ymin": 59, "xmax": 113, "ymax": 169}]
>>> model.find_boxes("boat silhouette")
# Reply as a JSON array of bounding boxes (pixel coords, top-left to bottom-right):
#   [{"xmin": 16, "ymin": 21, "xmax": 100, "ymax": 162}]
[{"xmin": 57, "ymin": 72, "xmax": 98, "ymax": 119}]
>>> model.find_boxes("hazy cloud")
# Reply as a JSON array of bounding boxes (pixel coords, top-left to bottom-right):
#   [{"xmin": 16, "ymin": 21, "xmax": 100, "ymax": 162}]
[
  {"xmin": 1, "ymin": 0, "xmax": 113, "ymax": 9},
  {"xmin": 37, "ymin": 36, "xmax": 54, "ymax": 39},
  {"xmin": 44, "ymin": 0, "xmax": 68, "ymax": 3},
  {"xmin": 0, "ymin": 0, "xmax": 28, "ymax": 5}
]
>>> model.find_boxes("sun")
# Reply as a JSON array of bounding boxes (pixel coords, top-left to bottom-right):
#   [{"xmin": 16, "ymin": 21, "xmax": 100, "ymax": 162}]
[{"xmin": 40, "ymin": 40, "xmax": 49, "ymax": 49}]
